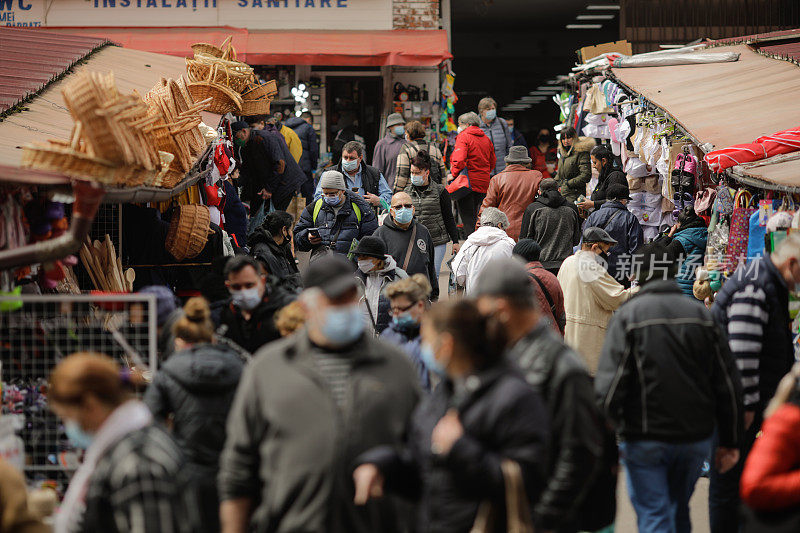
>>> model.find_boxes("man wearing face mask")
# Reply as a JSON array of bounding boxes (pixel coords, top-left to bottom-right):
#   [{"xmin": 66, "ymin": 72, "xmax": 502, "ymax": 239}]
[
  {"xmin": 295, "ymin": 170, "xmax": 378, "ymax": 257},
  {"xmin": 506, "ymin": 117, "xmax": 528, "ymax": 150},
  {"xmin": 249, "ymin": 210, "xmax": 301, "ymax": 294},
  {"xmin": 708, "ymin": 232, "xmax": 800, "ymax": 533},
  {"xmin": 218, "ymin": 255, "xmax": 295, "ymax": 354},
  {"xmin": 474, "ymin": 258, "xmax": 613, "ymax": 533},
  {"xmin": 314, "ymin": 141, "xmax": 393, "ymax": 209},
  {"xmin": 557, "ymin": 227, "xmax": 637, "ymax": 374},
  {"xmin": 478, "ymin": 97, "xmax": 513, "ymax": 176},
  {"xmin": 373, "ymin": 192, "xmax": 439, "ymax": 301},
  {"xmin": 353, "ymin": 236, "xmax": 408, "ymax": 334},
  {"xmin": 372, "ymin": 113, "xmax": 407, "ymax": 189},
  {"xmin": 218, "ymin": 254, "xmax": 420, "ymax": 533}
]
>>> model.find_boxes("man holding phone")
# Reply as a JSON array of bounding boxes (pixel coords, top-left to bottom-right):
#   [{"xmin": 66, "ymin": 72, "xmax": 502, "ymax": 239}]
[{"xmin": 295, "ymin": 171, "xmax": 378, "ymax": 257}]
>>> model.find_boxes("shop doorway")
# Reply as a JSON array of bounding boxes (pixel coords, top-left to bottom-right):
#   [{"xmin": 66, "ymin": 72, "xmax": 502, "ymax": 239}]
[{"xmin": 326, "ymin": 76, "xmax": 382, "ymax": 164}]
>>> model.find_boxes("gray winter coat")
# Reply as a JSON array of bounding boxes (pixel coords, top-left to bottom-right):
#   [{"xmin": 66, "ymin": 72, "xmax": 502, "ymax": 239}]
[
  {"xmin": 372, "ymin": 133, "xmax": 406, "ymax": 188},
  {"xmin": 480, "ymin": 117, "xmax": 513, "ymax": 176},
  {"xmin": 218, "ymin": 332, "xmax": 420, "ymax": 533},
  {"xmin": 520, "ymin": 189, "xmax": 582, "ymax": 270}
]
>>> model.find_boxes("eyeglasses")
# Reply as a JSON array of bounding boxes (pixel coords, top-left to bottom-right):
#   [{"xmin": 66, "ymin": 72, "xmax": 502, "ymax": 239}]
[
  {"xmin": 392, "ymin": 204, "xmax": 414, "ymax": 209},
  {"xmin": 390, "ymin": 301, "xmax": 418, "ymax": 315}
]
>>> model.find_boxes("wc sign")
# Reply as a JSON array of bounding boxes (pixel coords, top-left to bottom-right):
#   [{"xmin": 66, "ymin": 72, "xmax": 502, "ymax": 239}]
[{"xmin": 0, "ymin": 0, "xmax": 43, "ymax": 27}]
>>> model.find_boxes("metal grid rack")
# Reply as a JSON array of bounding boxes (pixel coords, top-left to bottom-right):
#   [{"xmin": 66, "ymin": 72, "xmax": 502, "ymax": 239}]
[{"xmin": 0, "ymin": 293, "xmax": 156, "ymax": 489}]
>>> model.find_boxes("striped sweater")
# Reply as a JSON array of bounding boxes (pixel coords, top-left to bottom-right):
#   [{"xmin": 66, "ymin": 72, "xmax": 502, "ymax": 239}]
[{"xmin": 726, "ymin": 284, "xmax": 769, "ymax": 408}]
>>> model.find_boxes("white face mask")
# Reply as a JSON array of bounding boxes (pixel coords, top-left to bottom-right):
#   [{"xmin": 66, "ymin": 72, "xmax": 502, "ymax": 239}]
[
  {"xmin": 357, "ymin": 259, "xmax": 376, "ymax": 273},
  {"xmin": 457, "ymin": 125, "xmax": 466, "ymax": 134}
]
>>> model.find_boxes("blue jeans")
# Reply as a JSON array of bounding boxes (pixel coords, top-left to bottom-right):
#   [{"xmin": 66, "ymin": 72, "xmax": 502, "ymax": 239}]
[
  {"xmin": 433, "ymin": 244, "xmax": 448, "ymax": 282},
  {"xmin": 620, "ymin": 437, "xmax": 713, "ymax": 533}
]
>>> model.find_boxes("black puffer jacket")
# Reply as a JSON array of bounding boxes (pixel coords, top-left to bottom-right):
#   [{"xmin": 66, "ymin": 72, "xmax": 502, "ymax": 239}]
[
  {"xmin": 144, "ymin": 343, "xmax": 244, "ymax": 468},
  {"xmin": 294, "ymin": 191, "xmax": 378, "ymax": 256},
  {"xmin": 218, "ymin": 287, "xmax": 296, "ymax": 354},
  {"xmin": 596, "ymin": 280, "xmax": 743, "ymax": 447},
  {"xmin": 508, "ymin": 322, "xmax": 611, "ymax": 532},
  {"xmin": 357, "ymin": 363, "xmax": 549, "ymax": 533},
  {"xmin": 249, "ymin": 227, "xmax": 301, "ymax": 293}
]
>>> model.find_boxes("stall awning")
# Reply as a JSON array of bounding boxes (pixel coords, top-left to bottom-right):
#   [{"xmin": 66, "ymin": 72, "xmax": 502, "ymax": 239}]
[{"xmin": 37, "ymin": 27, "xmax": 452, "ymax": 67}]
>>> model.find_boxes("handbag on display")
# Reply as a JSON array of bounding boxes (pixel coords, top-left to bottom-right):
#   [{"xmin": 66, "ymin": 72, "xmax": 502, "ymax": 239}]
[
  {"xmin": 714, "ymin": 185, "xmax": 735, "ymax": 216},
  {"xmin": 725, "ymin": 190, "xmax": 757, "ymax": 272},
  {"xmin": 695, "ymin": 187, "xmax": 717, "ymax": 214}
]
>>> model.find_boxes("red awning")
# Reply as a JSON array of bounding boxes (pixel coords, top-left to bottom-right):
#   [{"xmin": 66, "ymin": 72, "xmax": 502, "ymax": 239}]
[{"xmin": 37, "ymin": 27, "xmax": 452, "ymax": 67}]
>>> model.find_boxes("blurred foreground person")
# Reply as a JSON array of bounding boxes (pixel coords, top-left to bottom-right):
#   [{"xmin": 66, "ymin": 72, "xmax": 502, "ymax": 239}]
[
  {"xmin": 0, "ymin": 457, "xmax": 49, "ymax": 532},
  {"xmin": 381, "ymin": 274, "xmax": 434, "ymax": 391},
  {"xmin": 145, "ymin": 297, "xmax": 244, "ymax": 533},
  {"xmin": 475, "ymin": 258, "xmax": 614, "ymax": 533},
  {"xmin": 596, "ymin": 242, "xmax": 743, "ymax": 533},
  {"xmin": 50, "ymin": 353, "xmax": 190, "ymax": 533},
  {"xmin": 353, "ymin": 299, "xmax": 549, "ymax": 532},
  {"xmin": 218, "ymin": 255, "xmax": 419, "ymax": 533}
]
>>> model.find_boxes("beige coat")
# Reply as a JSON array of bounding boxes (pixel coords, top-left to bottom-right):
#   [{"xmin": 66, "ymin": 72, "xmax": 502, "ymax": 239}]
[{"xmin": 557, "ymin": 251, "xmax": 637, "ymax": 374}]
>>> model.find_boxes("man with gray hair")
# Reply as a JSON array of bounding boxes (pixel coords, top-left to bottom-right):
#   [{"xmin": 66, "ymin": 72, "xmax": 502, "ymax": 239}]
[
  {"xmin": 478, "ymin": 96, "xmax": 513, "ymax": 176},
  {"xmin": 372, "ymin": 112, "xmax": 407, "ymax": 188},
  {"xmin": 449, "ymin": 111, "xmax": 496, "ymax": 237},
  {"xmin": 295, "ymin": 170, "xmax": 377, "ymax": 257},
  {"xmin": 520, "ymin": 177, "xmax": 582, "ymax": 275},
  {"xmin": 450, "ymin": 206, "xmax": 516, "ymax": 294},
  {"xmin": 315, "ymin": 141, "xmax": 393, "ymax": 209},
  {"xmin": 709, "ymin": 232, "xmax": 800, "ymax": 532}
]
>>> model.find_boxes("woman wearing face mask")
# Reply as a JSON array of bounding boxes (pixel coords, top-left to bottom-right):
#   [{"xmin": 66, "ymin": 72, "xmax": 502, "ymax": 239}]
[
  {"xmin": 529, "ymin": 127, "xmax": 558, "ymax": 179},
  {"xmin": 380, "ymin": 274, "xmax": 433, "ymax": 391},
  {"xmin": 394, "ymin": 120, "xmax": 449, "ymax": 192},
  {"xmin": 405, "ymin": 151, "xmax": 461, "ymax": 279},
  {"xmin": 478, "ymin": 97, "xmax": 513, "ymax": 176},
  {"xmin": 354, "ymin": 236, "xmax": 409, "ymax": 334},
  {"xmin": 144, "ymin": 297, "xmax": 244, "ymax": 533},
  {"xmin": 353, "ymin": 300, "xmax": 550, "ymax": 532},
  {"xmin": 249, "ymin": 210, "xmax": 302, "ymax": 294},
  {"xmin": 49, "ymin": 352, "xmax": 191, "ymax": 533}
]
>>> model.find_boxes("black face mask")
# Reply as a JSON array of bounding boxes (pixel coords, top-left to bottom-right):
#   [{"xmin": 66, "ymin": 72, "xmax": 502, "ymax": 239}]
[
  {"xmin": 599, "ymin": 250, "xmax": 610, "ymax": 265},
  {"xmin": 538, "ymin": 134, "xmax": 550, "ymax": 144}
]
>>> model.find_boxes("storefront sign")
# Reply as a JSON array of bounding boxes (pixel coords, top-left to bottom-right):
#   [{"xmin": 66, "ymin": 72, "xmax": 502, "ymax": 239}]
[{"xmin": 2, "ymin": 0, "xmax": 390, "ymax": 29}]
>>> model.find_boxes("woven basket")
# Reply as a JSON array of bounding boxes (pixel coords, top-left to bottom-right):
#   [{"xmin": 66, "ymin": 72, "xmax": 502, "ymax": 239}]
[
  {"xmin": 165, "ymin": 205, "xmax": 211, "ymax": 261},
  {"xmin": 240, "ymin": 97, "xmax": 271, "ymax": 116},
  {"xmin": 186, "ymin": 60, "xmax": 253, "ymax": 94},
  {"xmin": 191, "ymin": 42, "xmax": 224, "ymax": 58},
  {"xmin": 192, "ymin": 53, "xmax": 254, "ymax": 75},
  {"xmin": 21, "ymin": 141, "xmax": 117, "ymax": 184},
  {"xmin": 187, "ymin": 79, "xmax": 243, "ymax": 115},
  {"xmin": 242, "ymin": 79, "xmax": 278, "ymax": 100}
]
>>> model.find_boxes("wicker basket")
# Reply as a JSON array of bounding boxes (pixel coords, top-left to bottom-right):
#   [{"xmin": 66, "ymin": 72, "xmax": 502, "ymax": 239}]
[
  {"xmin": 187, "ymin": 78, "xmax": 243, "ymax": 115},
  {"xmin": 192, "ymin": 53, "xmax": 254, "ymax": 75},
  {"xmin": 21, "ymin": 140, "xmax": 118, "ymax": 184},
  {"xmin": 242, "ymin": 79, "xmax": 278, "ymax": 100},
  {"xmin": 191, "ymin": 43, "xmax": 224, "ymax": 58},
  {"xmin": 240, "ymin": 97, "xmax": 271, "ymax": 116},
  {"xmin": 186, "ymin": 59, "xmax": 253, "ymax": 94},
  {"xmin": 165, "ymin": 205, "xmax": 211, "ymax": 261}
]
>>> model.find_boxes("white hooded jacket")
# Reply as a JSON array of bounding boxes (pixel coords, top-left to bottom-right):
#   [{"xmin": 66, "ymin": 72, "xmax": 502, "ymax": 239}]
[{"xmin": 451, "ymin": 225, "xmax": 516, "ymax": 294}]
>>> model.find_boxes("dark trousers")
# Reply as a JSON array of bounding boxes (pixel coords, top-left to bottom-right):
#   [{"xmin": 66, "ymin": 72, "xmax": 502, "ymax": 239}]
[
  {"xmin": 456, "ymin": 191, "xmax": 486, "ymax": 237},
  {"xmin": 300, "ymin": 171, "xmax": 316, "ymax": 204},
  {"xmin": 709, "ymin": 414, "xmax": 762, "ymax": 533}
]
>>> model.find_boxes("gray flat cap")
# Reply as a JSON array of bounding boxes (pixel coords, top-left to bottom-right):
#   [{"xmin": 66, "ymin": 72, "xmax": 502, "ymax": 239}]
[
  {"xmin": 583, "ymin": 226, "xmax": 618, "ymax": 244},
  {"xmin": 319, "ymin": 170, "xmax": 346, "ymax": 191}
]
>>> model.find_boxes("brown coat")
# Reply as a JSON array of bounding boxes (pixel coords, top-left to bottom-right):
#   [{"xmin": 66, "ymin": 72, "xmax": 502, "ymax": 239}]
[
  {"xmin": 0, "ymin": 459, "xmax": 49, "ymax": 533},
  {"xmin": 479, "ymin": 164, "xmax": 543, "ymax": 241}
]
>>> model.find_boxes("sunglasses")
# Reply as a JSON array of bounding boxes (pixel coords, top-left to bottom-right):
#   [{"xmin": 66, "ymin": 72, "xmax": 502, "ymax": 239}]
[{"xmin": 392, "ymin": 203, "xmax": 414, "ymax": 209}]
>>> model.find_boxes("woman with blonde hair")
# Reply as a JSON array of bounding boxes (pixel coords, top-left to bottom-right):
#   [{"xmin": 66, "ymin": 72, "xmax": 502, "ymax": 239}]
[
  {"xmin": 49, "ymin": 352, "xmax": 190, "ymax": 533},
  {"xmin": 275, "ymin": 300, "xmax": 307, "ymax": 337},
  {"xmin": 144, "ymin": 297, "xmax": 244, "ymax": 533},
  {"xmin": 381, "ymin": 274, "xmax": 433, "ymax": 391}
]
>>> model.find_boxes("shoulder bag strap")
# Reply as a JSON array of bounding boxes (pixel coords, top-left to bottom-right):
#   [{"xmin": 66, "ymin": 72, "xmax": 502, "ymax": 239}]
[
  {"xmin": 528, "ymin": 271, "xmax": 556, "ymax": 315},
  {"xmin": 402, "ymin": 224, "xmax": 418, "ymax": 272},
  {"xmin": 602, "ymin": 209, "xmax": 623, "ymax": 231}
]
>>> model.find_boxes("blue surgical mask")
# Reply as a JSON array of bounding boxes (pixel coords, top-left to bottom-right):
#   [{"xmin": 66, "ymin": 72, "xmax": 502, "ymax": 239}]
[
  {"xmin": 322, "ymin": 304, "xmax": 365, "ymax": 346},
  {"xmin": 394, "ymin": 207, "xmax": 413, "ymax": 225},
  {"xmin": 484, "ymin": 109, "xmax": 497, "ymax": 121},
  {"xmin": 324, "ymin": 194, "xmax": 342, "ymax": 206},
  {"xmin": 393, "ymin": 313, "xmax": 417, "ymax": 330},
  {"xmin": 393, "ymin": 125, "xmax": 406, "ymax": 136},
  {"xmin": 410, "ymin": 174, "xmax": 425, "ymax": 187},
  {"xmin": 342, "ymin": 159, "xmax": 359, "ymax": 172},
  {"xmin": 65, "ymin": 420, "xmax": 94, "ymax": 450},
  {"xmin": 420, "ymin": 344, "xmax": 446, "ymax": 377},
  {"xmin": 508, "ymin": 126, "xmax": 514, "ymax": 133},
  {"xmin": 232, "ymin": 287, "xmax": 262, "ymax": 311}
]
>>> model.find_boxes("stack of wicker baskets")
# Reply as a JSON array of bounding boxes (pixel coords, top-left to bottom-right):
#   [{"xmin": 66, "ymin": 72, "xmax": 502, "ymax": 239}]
[
  {"xmin": 21, "ymin": 71, "xmax": 210, "ymax": 189},
  {"xmin": 165, "ymin": 204, "xmax": 212, "ymax": 261},
  {"xmin": 186, "ymin": 36, "xmax": 277, "ymax": 117}
]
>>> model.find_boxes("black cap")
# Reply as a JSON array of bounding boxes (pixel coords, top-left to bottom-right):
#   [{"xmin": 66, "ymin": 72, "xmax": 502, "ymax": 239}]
[
  {"xmin": 302, "ymin": 254, "xmax": 358, "ymax": 299},
  {"xmin": 353, "ymin": 236, "xmax": 387, "ymax": 260},
  {"xmin": 606, "ymin": 182, "xmax": 631, "ymax": 201},
  {"xmin": 472, "ymin": 257, "xmax": 535, "ymax": 301},
  {"xmin": 583, "ymin": 226, "xmax": 618, "ymax": 244},
  {"xmin": 231, "ymin": 120, "xmax": 249, "ymax": 134}
]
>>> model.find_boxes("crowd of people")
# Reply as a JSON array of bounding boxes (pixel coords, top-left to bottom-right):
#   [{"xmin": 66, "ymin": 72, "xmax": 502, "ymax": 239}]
[{"xmin": 20, "ymin": 102, "xmax": 800, "ymax": 533}]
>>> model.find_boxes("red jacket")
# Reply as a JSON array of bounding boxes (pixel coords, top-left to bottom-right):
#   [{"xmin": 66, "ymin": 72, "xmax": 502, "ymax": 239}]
[
  {"xmin": 525, "ymin": 261, "xmax": 565, "ymax": 336},
  {"xmin": 530, "ymin": 144, "xmax": 558, "ymax": 180},
  {"xmin": 741, "ymin": 402, "xmax": 800, "ymax": 511},
  {"xmin": 448, "ymin": 126, "xmax": 496, "ymax": 194}
]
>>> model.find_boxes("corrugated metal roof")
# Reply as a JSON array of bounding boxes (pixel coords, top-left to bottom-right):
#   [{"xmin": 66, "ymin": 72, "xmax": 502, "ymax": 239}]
[
  {"xmin": 0, "ymin": 45, "xmax": 187, "ymax": 169},
  {"xmin": 0, "ymin": 27, "xmax": 111, "ymax": 114},
  {"xmin": 711, "ymin": 28, "xmax": 800, "ymax": 45},
  {"xmin": 757, "ymin": 41, "xmax": 800, "ymax": 62}
]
